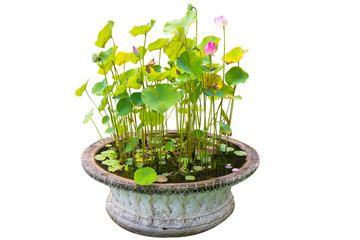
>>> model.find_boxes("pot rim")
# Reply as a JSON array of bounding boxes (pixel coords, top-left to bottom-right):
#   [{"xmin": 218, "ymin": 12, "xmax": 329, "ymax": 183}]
[{"xmin": 81, "ymin": 130, "xmax": 259, "ymax": 194}]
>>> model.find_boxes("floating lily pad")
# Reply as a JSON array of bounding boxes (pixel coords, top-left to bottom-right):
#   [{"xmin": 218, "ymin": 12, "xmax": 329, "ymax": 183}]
[
  {"xmin": 219, "ymin": 144, "xmax": 235, "ymax": 152},
  {"xmin": 185, "ymin": 175, "xmax": 195, "ymax": 181},
  {"xmin": 193, "ymin": 166, "xmax": 204, "ymax": 171},
  {"xmin": 134, "ymin": 167, "xmax": 158, "ymax": 185},
  {"xmin": 156, "ymin": 175, "xmax": 168, "ymax": 183},
  {"xmin": 234, "ymin": 150, "xmax": 247, "ymax": 156},
  {"xmin": 135, "ymin": 163, "xmax": 144, "ymax": 168},
  {"xmin": 95, "ymin": 154, "xmax": 106, "ymax": 161}
]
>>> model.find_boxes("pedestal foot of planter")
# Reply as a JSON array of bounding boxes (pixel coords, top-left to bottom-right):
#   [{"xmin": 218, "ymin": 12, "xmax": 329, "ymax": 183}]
[{"xmin": 105, "ymin": 187, "xmax": 235, "ymax": 237}]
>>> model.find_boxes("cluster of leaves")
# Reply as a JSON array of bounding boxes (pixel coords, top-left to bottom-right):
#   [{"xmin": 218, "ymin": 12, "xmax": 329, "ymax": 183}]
[{"xmin": 76, "ymin": 5, "xmax": 249, "ymax": 185}]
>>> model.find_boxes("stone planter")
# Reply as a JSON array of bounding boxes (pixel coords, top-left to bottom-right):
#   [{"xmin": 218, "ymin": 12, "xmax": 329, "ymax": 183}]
[{"xmin": 81, "ymin": 134, "xmax": 259, "ymax": 237}]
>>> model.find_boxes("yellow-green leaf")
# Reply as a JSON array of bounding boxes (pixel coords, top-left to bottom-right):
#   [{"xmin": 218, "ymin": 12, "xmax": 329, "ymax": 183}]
[
  {"xmin": 148, "ymin": 38, "xmax": 169, "ymax": 51},
  {"xmin": 129, "ymin": 20, "xmax": 156, "ymax": 37},
  {"xmin": 95, "ymin": 21, "xmax": 114, "ymax": 48},
  {"xmin": 222, "ymin": 47, "xmax": 248, "ymax": 65},
  {"xmin": 75, "ymin": 79, "xmax": 89, "ymax": 97},
  {"xmin": 126, "ymin": 72, "xmax": 142, "ymax": 89},
  {"xmin": 146, "ymin": 71, "xmax": 172, "ymax": 82},
  {"xmin": 114, "ymin": 52, "xmax": 132, "ymax": 66},
  {"xmin": 163, "ymin": 11, "xmax": 196, "ymax": 35},
  {"xmin": 83, "ymin": 109, "xmax": 94, "ymax": 124},
  {"xmin": 112, "ymin": 84, "xmax": 127, "ymax": 96}
]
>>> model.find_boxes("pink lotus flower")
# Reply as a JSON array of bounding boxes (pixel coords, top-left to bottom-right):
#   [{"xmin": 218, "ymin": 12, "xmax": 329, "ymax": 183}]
[
  {"xmin": 204, "ymin": 41, "xmax": 216, "ymax": 55},
  {"xmin": 232, "ymin": 168, "xmax": 240, "ymax": 172},
  {"xmin": 132, "ymin": 46, "xmax": 140, "ymax": 57},
  {"xmin": 214, "ymin": 16, "xmax": 228, "ymax": 28}
]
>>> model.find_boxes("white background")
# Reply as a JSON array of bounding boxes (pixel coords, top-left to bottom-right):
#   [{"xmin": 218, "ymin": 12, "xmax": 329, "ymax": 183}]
[{"xmin": 1, "ymin": 0, "xmax": 359, "ymax": 239}]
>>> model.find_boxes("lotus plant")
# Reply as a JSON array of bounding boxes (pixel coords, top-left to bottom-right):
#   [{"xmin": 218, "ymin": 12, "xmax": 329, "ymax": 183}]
[{"xmin": 76, "ymin": 4, "xmax": 249, "ymax": 185}]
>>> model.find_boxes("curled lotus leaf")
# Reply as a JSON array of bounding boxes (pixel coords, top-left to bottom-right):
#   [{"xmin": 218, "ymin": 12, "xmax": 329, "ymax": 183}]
[
  {"xmin": 129, "ymin": 20, "xmax": 156, "ymax": 37},
  {"xmin": 95, "ymin": 21, "xmax": 114, "ymax": 48},
  {"xmin": 148, "ymin": 38, "xmax": 169, "ymax": 51},
  {"xmin": 201, "ymin": 73, "xmax": 223, "ymax": 92},
  {"xmin": 75, "ymin": 79, "xmax": 89, "ymax": 97},
  {"xmin": 222, "ymin": 47, "xmax": 248, "ymax": 65}
]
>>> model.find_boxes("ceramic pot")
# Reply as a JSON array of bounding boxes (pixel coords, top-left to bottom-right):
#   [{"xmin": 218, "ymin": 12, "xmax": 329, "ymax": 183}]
[{"xmin": 81, "ymin": 133, "xmax": 259, "ymax": 237}]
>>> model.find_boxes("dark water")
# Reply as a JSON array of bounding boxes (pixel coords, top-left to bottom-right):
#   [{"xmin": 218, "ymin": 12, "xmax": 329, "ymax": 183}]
[{"xmin": 95, "ymin": 136, "xmax": 247, "ymax": 183}]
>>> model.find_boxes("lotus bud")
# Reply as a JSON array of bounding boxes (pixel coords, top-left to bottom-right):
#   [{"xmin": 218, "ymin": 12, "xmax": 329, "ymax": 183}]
[
  {"xmin": 132, "ymin": 46, "xmax": 140, "ymax": 57},
  {"xmin": 214, "ymin": 16, "xmax": 228, "ymax": 28},
  {"xmin": 187, "ymin": 4, "xmax": 194, "ymax": 11},
  {"xmin": 204, "ymin": 41, "xmax": 217, "ymax": 55},
  {"xmin": 92, "ymin": 53, "xmax": 99, "ymax": 63}
]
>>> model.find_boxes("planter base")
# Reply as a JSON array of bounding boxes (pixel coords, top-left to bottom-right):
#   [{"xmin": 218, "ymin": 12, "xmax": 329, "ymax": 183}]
[{"xmin": 106, "ymin": 187, "xmax": 235, "ymax": 237}]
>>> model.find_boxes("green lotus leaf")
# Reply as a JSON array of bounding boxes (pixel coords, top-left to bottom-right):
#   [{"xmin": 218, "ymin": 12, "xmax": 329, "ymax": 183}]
[
  {"xmin": 141, "ymin": 84, "xmax": 179, "ymax": 113},
  {"xmin": 225, "ymin": 66, "xmax": 249, "ymax": 86},
  {"xmin": 232, "ymin": 95, "xmax": 242, "ymax": 100},
  {"xmin": 126, "ymin": 71, "xmax": 142, "ymax": 89},
  {"xmin": 83, "ymin": 109, "xmax": 94, "ymax": 124},
  {"xmin": 219, "ymin": 122, "xmax": 232, "ymax": 135},
  {"xmin": 177, "ymin": 50, "xmax": 203, "ymax": 76},
  {"xmin": 234, "ymin": 150, "xmax": 247, "ymax": 156},
  {"xmin": 163, "ymin": 11, "xmax": 196, "ymax": 35},
  {"xmin": 134, "ymin": 167, "xmax": 158, "ymax": 185},
  {"xmin": 97, "ymin": 46, "xmax": 118, "ymax": 75},
  {"xmin": 113, "ymin": 68, "xmax": 138, "ymax": 84},
  {"xmin": 193, "ymin": 129, "xmax": 204, "ymax": 139},
  {"xmin": 98, "ymin": 95, "xmax": 109, "ymax": 111},
  {"xmin": 116, "ymin": 97, "xmax": 133, "ymax": 116},
  {"xmin": 75, "ymin": 79, "xmax": 89, "ymax": 97},
  {"xmin": 105, "ymin": 127, "xmax": 115, "ymax": 134},
  {"xmin": 130, "ymin": 92, "xmax": 143, "ymax": 106},
  {"xmin": 112, "ymin": 84, "xmax": 127, "ymax": 97},
  {"xmin": 148, "ymin": 38, "xmax": 169, "ymax": 51},
  {"xmin": 129, "ymin": 20, "xmax": 156, "ymax": 37},
  {"xmin": 125, "ymin": 137, "xmax": 139, "ymax": 153},
  {"xmin": 95, "ymin": 21, "xmax": 114, "ymax": 48},
  {"xmin": 221, "ymin": 109, "xmax": 229, "ymax": 123},
  {"xmin": 92, "ymin": 79, "xmax": 106, "ymax": 96},
  {"xmin": 165, "ymin": 140, "xmax": 174, "ymax": 151}
]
